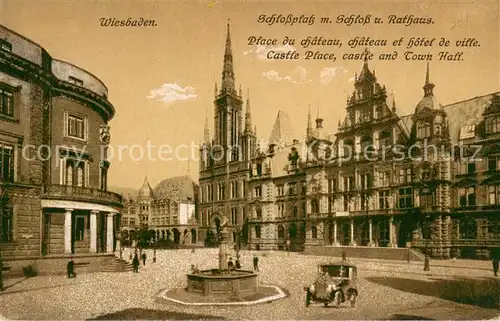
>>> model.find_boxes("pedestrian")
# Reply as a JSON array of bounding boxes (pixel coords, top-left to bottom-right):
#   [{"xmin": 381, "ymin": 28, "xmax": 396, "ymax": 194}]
[
  {"xmin": 253, "ymin": 254, "xmax": 259, "ymax": 271},
  {"xmin": 153, "ymin": 248, "xmax": 157, "ymax": 263},
  {"xmin": 342, "ymin": 251, "xmax": 347, "ymax": 262},
  {"xmin": 132, "ymin": 253, "xmax": 140, "ymax": 273},
  {"xmin": 141, "ymin": 252, "xmax": 147, "ymax": 266},
  {"xmin": 67, "ymin": 258, "xmax": 76, "ymax": 278},
  {"xmin": 0, "ymin": 254, "xmax": 3, "ymax": 291},
  {"xmin": 129, "ymin": 252, "xmax": 133, "ymax": 261},
  {"xmin": 492, "ymin": 247, "xmax": 500, "ymax": 277},
  {"xmin": 191, "ymin": 247, "xmax": 195, "ymax": 253},
  {"xmin": 228, "ymin": 257, "xmax": 234, "ymax": 270},
  {"xmin": 235, "ymin": 258, "xmax": 241, "ymax": 270}
]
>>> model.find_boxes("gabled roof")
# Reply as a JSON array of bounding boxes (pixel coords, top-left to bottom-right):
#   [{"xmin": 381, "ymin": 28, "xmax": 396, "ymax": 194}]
[
  {"xmin": 269, "ymin": 140, "xmax": 306, "ymax": 178},
  {"xmin": 269, "ymin": 110, "xmax": 295, "ymax": 146}
]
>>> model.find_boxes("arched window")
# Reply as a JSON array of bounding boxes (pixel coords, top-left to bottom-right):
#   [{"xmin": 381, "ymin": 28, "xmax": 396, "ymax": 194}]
[
  {"xmin": 76, "ymin": 162, "xmax": 84, "ymax": 187},
  {"xmin": 311, "ymin": 226, "xmax": 318, "ymax": 239}
]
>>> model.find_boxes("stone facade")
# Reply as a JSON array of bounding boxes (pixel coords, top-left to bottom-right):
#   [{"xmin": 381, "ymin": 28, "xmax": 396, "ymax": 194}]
[
  {"xmin": 119, "ymin": 175, "xmax": 199, "ymax": 245},
  {"xmin": 197, "ymin": 24, "xmax": 500, "ymax": 259},
  {"xmin": 0, "ymin": 24, "xmax": 123, "ymax": 267}
]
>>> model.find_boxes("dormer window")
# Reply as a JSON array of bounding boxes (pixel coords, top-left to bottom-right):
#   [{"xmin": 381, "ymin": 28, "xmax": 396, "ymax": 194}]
[
  {"xmin": 68, "ymin": 76, "xmax": 84, "ymax": 86},
  {"xmin": 0, "ymin": 40, "xmax": 12, "ymax": 52},
  {"xmin": 486, "ymin": 116, "xmax": 500, "ymax": 134},
  {"xmin": 417, "ymin": 121, "xmax": 431, "ymax": 139},
  {"xmin": 435, "ymin": 124, "xmax": 442, "ymax": 136}
]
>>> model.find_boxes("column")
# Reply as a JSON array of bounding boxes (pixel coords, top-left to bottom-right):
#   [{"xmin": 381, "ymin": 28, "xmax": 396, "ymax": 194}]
[
  {"xmin": 106, "ymin": 212, "xmax": 115, "ymax": 253},
  {"xmin": 368, "ymin": 217, "xmax": 375, "ymax": 247},
  {"xmin": 64, "ymin": 209, "xmax": 73, "ymax": 254},
  {"xmin": 90, "ymin": 210, "xmax": 98, "ymax": 253},
  {"xmin": 333, "ymin": 220, "xmax": 339, "ymax": 246},
  {"xmin": 349, "ymin": 218, "xmax": 357, "ymax": 246},
  {"xmin": 389, "ymin": 216, "xmax": 396, "ymax": 248}
]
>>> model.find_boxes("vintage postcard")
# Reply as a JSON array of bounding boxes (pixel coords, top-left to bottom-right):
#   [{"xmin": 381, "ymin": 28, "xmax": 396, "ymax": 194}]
[{"xmin": 0, "ymin": 0, "xmax": 499, "ymax": 320}]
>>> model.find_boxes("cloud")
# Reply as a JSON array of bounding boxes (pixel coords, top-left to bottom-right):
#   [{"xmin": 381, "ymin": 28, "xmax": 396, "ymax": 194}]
[
  {"xmin": 261, "ymin": 66, "xmax": 312, "ymax": 84},
  {"xmin": 243, "ymin": 44, "xmax": 296, "ymax": 60},
  {"xmin": 147, "ymin": 83, "xmax": 198, "ymax": 104},
  {"xmin": 319, "ymin": 67, "xmax": 348, "ymax": 85}
]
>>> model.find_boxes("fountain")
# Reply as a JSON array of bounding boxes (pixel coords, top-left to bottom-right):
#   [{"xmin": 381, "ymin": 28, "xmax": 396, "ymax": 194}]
[{"xmin": 185, "ymin": 216, "xmax": 258, "ymax": 297}]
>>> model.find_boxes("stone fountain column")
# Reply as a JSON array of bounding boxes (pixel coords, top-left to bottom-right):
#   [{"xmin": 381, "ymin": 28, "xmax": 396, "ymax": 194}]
[{"xmin": 219, "ymin": 229, "xmax": 229, "ymax": 270}]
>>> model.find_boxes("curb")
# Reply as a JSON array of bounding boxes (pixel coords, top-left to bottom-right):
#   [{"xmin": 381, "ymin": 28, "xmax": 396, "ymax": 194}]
[{"xmin": 158, "ymin": 285, "xmax": 287, "ymax": 306}]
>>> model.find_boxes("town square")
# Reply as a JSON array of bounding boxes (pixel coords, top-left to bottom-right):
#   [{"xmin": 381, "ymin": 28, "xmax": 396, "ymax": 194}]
[
  {"xmin": 1, "ymin": 248, "xmax": 500, "ymax": 320},
  {"xmin": 1, "ymin": 0, "xmax": 500, "ymax": 319}
]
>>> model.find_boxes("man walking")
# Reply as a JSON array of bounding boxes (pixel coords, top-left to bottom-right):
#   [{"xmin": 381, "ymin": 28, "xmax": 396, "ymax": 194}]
[
  {"xmin": 132, "ymin": 253, "xmax": 140, "ymax": 273},
  {"xmin": 253, "ymin": 254, "xmax": 259, "ymax": 272},
  {"xmin": 492, "ymin": 247, "xmax": 500, "ymax": 277},
  {"xmin": 141, "ymin": 251, "xmax": 147, "ymax": 266}
]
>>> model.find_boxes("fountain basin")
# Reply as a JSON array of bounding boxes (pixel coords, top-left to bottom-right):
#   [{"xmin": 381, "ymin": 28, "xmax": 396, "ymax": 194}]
[{"xmin": 186, "ymin": 269, "xmax": 258, "ymax": 297}]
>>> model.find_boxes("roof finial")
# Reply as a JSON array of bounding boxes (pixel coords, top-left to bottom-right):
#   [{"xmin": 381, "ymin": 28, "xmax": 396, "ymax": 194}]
[{"xmin": 423, "ymin": 61, "xmax": 435, "ymax": 97}]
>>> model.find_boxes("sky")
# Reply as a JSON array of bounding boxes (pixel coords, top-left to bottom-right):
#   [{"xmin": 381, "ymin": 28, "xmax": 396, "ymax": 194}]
[{"xmin": 1, "ymin": 0, "xmax": 498, "ymax": 189}]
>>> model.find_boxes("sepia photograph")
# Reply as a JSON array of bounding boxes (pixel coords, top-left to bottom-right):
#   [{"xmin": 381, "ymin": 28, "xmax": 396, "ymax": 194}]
[{"xmin": 0, "ymin": 0, "xmax": 499, "ymax": 319}]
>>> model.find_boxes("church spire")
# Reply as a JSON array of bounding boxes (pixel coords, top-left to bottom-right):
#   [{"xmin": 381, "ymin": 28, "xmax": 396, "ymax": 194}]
[
  {"xmin": 221, "ymin": 20, "xmax": 235, "ymax": 94},
  {"xmin": 203, "ymin": 105, "xmax": 210, "ymax": 144},
  {"xmin": 423, "ymin": 61, "xmax": 435, "ymax": 97},
  {"xmin": 245, "ymin": 88, "xmax": 253, "ymax": 134},
  {"xmin": 214, "ymin": 82, "xmax": 218, "ymax": 97},
  {"xmin": 306, "ymin": 105, "xmax": 313, "ymax": 139}
]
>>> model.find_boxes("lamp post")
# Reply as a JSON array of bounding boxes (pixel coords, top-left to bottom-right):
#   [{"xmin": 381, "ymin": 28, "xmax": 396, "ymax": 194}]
[{"xmin": 423, "ymin": 214, "xmax": 431, "ymax": 271}]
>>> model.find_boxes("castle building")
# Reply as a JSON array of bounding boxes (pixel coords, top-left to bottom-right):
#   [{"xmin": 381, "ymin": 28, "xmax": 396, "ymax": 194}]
[
  {"xmin": 0, "ymin": 24, "xmax": 123, "ymax": 272},
  {"xmin": 197, "ymin": 23, "xmax": 500, "ymax": 259},
  {"xmin": 119, "ymin": 175, "xmax": 198, "ymax": 245}
]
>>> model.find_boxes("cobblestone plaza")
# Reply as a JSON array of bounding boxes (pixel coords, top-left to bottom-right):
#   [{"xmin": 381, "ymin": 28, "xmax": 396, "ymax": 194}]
[{"xmin": 1, "ymin": 249, "xmax": 499, "ymax": 320}]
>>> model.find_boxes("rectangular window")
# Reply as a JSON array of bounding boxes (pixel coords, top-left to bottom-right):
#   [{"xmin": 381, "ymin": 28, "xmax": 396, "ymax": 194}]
[
  {"xmin": 67, "ymin": 114, "xmax": 86, "ymax": 140},
  {"xmin": 343, "ymin": 194, "xmax": 352, "ymax": 211},
  {"xmin": 379, "ymin": 171, "xmax": 390, "ymax": 187},
  {"xmin": 277, "ymin": 185, "xmax": 284, "ymax": 196},
  {"xmin": 0, "ymin": 144, "xmax": 14, "ymax": 183},
  {"xmin": 0, "ymin": 206, "xmax": 13, "ymax": 242},
  {"xmin": 459, "ymin": 187, "xmax": 476, "ymax": 206},
  {"xmin": 0, "ymin": 88, "xmax": 14, "ymax": 117},
  {"xmin": 277, "ymin": 203, "xmax": 285, "ymax": 217},
  {"xmin": 288, "ymin": 182, "xmax": 297, "ymax": 195},
  {"xmin": 467, "ymin": 162, "xmax": 476, "ymax": 174},
  {"xmin": 379, "ymin": 190, "xmax": 390, "ymax": 209},
  {"xmin": 254, "ymin": 186, "xmax": 262, "ymax": 198},
  {"xmin": 488, "ymin": 186, "xmax": 500, "ymax": 205},
  {"xmin": 488, "ymin": 157, "xmax": 498, "ymax": 171},
  {"xmin": 360, "ymin": 174, "xmax": 372, "ymax": 190},
  {"xmin": 328, "ymin": 179, "xmax": 337, "ymax": 193},
  {"xmin": 398, "ymin": 187, "xmax": 413, "ymax": 208},
  {"xmin": 343, "ymin": 176, "xmax": 354, "ymax": 191}
]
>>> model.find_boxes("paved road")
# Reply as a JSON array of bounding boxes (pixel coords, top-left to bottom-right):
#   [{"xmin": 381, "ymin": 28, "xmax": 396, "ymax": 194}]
[{"xmin": 0, "ymin": 249, "xmax": 499, "ymax": 320}]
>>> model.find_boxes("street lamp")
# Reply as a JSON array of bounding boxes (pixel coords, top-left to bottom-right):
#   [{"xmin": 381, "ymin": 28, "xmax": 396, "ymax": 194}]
[{"xmin": 423, "ymin": 214, "xmax": 431, "ymax": 271}]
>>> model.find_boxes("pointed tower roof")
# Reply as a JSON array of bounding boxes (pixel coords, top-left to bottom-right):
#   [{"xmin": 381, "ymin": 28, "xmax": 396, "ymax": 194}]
[
  {"xmin": 244, "ymin": 88, "xmax": 253, "ymax": 134},
  {"xmin": 138, "ymin": 176, "xmax": 153, "ymax": 199},
  {"xmin": 356, "ymin": 48, "xmax": 376, "ymax": 84},
  {"xmin": 203, "ymin": 105, "xmax": 210, "ymax": 144},
  {"xmin": 220, "ymin": 20, "xmax": 235, "ymax": 94},
  {"xmin": 415, "ymin": 62, "xmax": 442, "ymax": 113},
  {"xmin": 313, "ymin": 103, "xmax": 327, "ymax": 140},
  {"xmin": 306, "ymin": 105, "xmax": 313, "ymax": 140},
  {"xmin": 269, "ymin": 110, "xmax": 295, "ymax": 146}
]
